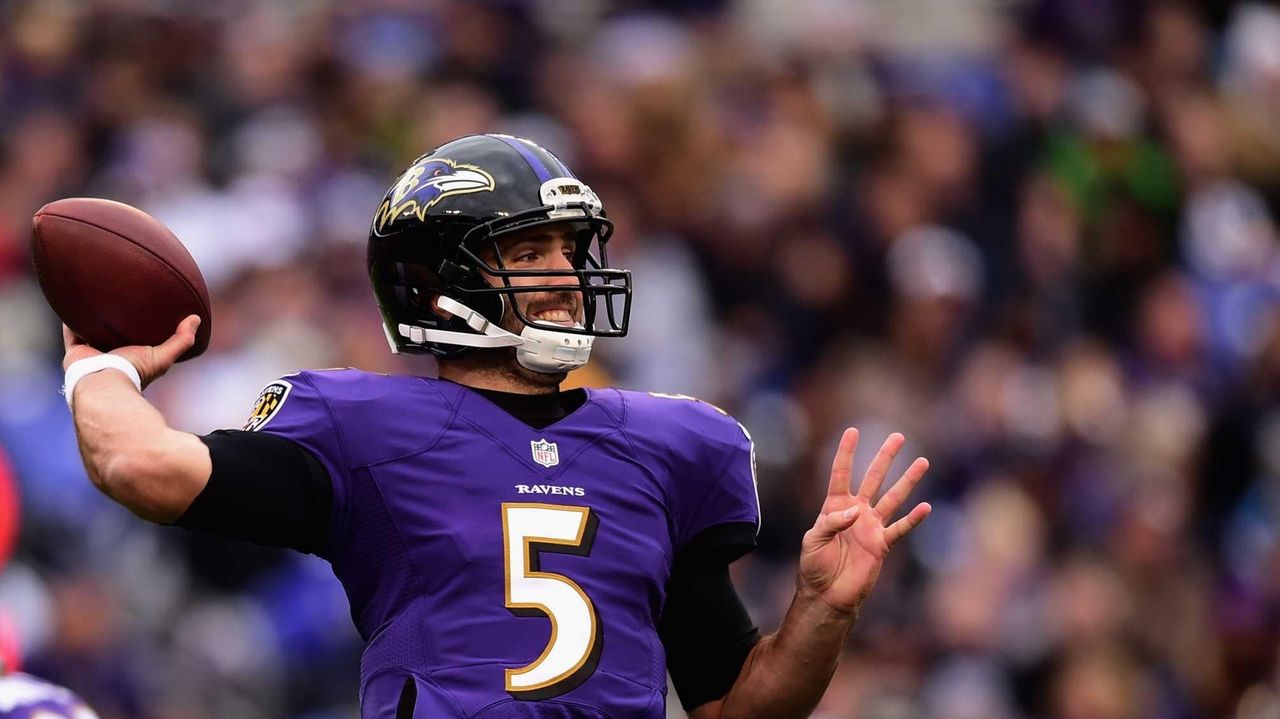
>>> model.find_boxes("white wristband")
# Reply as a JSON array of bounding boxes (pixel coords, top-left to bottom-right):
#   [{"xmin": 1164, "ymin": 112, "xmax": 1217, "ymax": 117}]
[{"xmin": 63, "ymin": 355, "xmax": 143, "ymax": 409}]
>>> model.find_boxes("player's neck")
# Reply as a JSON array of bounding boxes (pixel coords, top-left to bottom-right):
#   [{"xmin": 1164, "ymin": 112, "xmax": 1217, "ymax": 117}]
[{"xmin": 437, "ymin": 356, "xmax": 563, "ymax": 395}]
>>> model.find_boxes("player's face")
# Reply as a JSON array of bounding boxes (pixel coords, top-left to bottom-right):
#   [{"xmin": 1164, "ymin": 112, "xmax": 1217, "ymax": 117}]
[{"xmin": 486, "ymin": 225, "xmax": 584, "ymax": 333}]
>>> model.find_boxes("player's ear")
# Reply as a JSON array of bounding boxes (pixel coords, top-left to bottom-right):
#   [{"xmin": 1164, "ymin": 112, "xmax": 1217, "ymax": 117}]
[{"xmin": 430, "ymin": 295, "xmax": 455, "ymax": 320}]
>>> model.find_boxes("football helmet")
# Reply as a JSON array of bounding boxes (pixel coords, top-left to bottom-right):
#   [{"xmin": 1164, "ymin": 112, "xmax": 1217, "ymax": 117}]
[{"xmin": 367, "ymin": 134, "xmax": 632, "ymax": 373}]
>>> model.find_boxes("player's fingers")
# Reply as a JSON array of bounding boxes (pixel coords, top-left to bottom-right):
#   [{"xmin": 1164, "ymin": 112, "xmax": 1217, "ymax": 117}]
[
  {"xmin": 857, "ymin": 433, "xmax": 905, "ymax": 500},
  {"xmin": 873, "ymin": 457, "xmax": 929, "ymax": 518},
  {"xmin": 884, "ymin": 502, "xmax": 932, "ymax": 547},
  {"xmin": 805, "ymin": 506, "xmax": 860, "ymax": 547},
  {"xmin": 826, "ymin": 428, "xmax": 859, "ymax": 497}
]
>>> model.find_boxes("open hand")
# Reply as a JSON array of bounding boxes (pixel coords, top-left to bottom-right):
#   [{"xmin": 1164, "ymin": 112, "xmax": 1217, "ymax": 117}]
[
  {"xmin": 798, "ymin": 429, "xmax": 931, "ymax": 615},
  {"xmin": 62, "ymin": 315, "xmax": 201, "ymax": 389}
]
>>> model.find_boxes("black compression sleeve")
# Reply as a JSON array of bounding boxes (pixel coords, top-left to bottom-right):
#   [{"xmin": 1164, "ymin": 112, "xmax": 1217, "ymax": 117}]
[
  {"xmin": 660, "ymin": 522, "xmax": 761, "ymax": 711},
  {"xmin": 177, "ymin": 429, "xmax": 333, "ymax": 555}
]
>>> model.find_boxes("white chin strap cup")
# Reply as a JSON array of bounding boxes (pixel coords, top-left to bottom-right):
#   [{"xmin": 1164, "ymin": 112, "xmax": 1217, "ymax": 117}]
[
  {"xmin": 397, "ymin": 295, "xmax": 594, "ymax": 374},
  {"xmin": 515, "ymin": 325, "xmax": 593, "ymax": 373}
]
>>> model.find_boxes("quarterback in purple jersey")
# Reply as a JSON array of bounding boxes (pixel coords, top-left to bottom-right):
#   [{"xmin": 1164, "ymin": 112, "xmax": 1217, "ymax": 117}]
[{"xmin": 61, "ymin": 134, "xmax": 931, "ymax": 718}]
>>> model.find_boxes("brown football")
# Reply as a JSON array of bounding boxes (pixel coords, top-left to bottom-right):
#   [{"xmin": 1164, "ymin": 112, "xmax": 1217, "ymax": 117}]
[{"xmin": 31, "ymin": 198, "xmax": 211, "ymax": 360}]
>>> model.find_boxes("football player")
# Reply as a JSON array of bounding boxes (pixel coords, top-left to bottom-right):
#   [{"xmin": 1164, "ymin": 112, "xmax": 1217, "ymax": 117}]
[
  {"xmin": 61, "ymin": 134, "xmax": 931, "ymax": 718},
  {"xmin": 0, "ymin": 661, "xmax": 100, "ymax": 718},
  {"xmin": 0, "ymin": 464, "xmax": 98, "ymax": 719}
]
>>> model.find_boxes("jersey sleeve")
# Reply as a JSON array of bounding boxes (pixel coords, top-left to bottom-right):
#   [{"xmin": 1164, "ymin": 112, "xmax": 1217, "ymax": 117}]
[
  {"xmin": 184, "ymin": 429, "xmax": 332, "ymax": 554},
  {"xmin": 659, "ymin": 396, "xmax": 760, "ymax": 560},
  {"xmin": 660, "ymin": 560, "xmax": 761, "ymax": 710},
  {"xmin": 241, "ymin": 372, "xmax": 352, "ymax": 550}
]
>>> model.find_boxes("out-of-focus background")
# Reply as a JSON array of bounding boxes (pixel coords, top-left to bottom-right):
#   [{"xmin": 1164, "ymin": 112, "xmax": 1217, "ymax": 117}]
[{"xmin": 1, "ymin": 0, "xmax": 1279, "ymax": 717}]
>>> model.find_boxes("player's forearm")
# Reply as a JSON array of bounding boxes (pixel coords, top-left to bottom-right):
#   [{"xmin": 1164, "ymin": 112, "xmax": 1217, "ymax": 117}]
[
  {"xmin": 713, "ymin": 582, "xmax": 855, "ymax": 719},
  {"xmin": 70, "ymin": 370, "xmax": 210, "ymax": 522}
]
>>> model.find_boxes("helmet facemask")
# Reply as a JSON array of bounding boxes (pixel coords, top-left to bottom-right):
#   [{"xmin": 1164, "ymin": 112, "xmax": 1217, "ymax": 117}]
[{"xmin": 452, "ymin": 207, "xmax": 631, "ymax": 339}]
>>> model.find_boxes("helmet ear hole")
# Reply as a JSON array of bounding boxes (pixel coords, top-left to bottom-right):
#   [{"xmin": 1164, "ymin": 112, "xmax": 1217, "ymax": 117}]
[
  {"xmin": 408, "ymin": 287, "xmax": 430, "ymax": 309},
  {"xmin": 428, "ymin": 294, "xmax": 452, "ymax": 319}
]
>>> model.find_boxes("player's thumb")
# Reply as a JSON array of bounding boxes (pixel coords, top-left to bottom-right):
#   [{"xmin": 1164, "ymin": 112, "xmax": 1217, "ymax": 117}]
[
  {"xmin": 154, "ymin": 315, "xmax": 201, "ymax": 365},
  {"xmin": 803, "ymin": 506, "xmax": 860, "ymax": 550}
]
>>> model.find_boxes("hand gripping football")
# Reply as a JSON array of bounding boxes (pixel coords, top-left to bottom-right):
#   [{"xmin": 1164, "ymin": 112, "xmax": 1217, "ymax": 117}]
[{"xmin": 31, "ymin": 198, "xmax": 212, "ymax": 360}]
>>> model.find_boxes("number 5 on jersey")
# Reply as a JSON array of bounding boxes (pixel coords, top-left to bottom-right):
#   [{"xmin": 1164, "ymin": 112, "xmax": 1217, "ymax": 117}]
[{"xmin": 502, "ymin": 503, "xmax": 603, "ymax": 700}]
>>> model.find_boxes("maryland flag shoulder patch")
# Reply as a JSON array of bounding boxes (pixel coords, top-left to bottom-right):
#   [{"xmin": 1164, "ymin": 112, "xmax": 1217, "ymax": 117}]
[{"xmin": 243, "ymin": 380, "xmax": 293, "ymax": 431}]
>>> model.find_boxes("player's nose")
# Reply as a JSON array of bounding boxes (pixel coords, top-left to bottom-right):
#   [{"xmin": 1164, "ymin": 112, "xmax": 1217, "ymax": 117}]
[{"xmin": 545, "ymin": 251, "xmax": 578, "ymax": 285}]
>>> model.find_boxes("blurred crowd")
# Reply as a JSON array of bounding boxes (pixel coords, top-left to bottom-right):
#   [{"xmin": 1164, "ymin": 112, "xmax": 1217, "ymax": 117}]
[{"xmin": 1, "ymin": 0, "xmax": 1279, "ymax": 717}]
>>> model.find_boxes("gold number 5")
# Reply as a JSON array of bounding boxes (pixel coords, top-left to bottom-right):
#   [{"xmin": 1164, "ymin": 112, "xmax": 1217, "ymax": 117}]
[{"xmin": 501, "ymin": 503, "xmax": 603, "ymax": 700}]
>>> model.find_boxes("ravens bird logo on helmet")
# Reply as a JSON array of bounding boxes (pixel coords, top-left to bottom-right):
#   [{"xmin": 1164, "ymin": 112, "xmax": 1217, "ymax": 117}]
[{"xmin": 374, "ymin": 158, "xmax": 496, "ymax": 234}]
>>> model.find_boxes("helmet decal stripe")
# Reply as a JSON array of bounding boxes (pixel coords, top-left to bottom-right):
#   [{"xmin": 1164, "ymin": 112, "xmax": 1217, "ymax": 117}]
[
  {"xmin": 521, "ymin": 137, "xmax": 576, "ymax": 178},
  {"xmin": 490, "ymin": 134, "xmax": 553, "ymax": 183},
  {"xmin": 553, "ymin": 156, "xmax": 576, "ymax": 178}
]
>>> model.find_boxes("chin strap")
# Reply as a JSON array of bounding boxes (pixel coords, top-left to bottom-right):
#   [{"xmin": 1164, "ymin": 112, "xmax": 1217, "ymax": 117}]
[{"xmin": 396, "ymin": 295, "xmax": 593, "ymax": 373}]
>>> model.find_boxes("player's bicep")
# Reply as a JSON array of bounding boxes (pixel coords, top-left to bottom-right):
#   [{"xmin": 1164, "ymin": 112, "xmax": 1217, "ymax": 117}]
[
  {"xmin": 112, "ymin": 428, "xmax": 213, "ymax": 523},
  {"xmin": 177, "ymin": 429, "xmax": 333, "ymax": 555}
]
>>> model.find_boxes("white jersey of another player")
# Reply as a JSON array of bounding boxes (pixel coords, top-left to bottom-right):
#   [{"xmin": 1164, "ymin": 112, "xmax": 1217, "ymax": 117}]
[{"xmin": 0, "ymin": 671, "xmax": 99, "ymax": 719}]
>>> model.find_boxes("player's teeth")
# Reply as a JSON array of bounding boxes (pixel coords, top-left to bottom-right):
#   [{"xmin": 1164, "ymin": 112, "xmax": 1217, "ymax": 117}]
[{"xmin": 536, "ymin": 310, "xmax": 572, "ymax": 322}]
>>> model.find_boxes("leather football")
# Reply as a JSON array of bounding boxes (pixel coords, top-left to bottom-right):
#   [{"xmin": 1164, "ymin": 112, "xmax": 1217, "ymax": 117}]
[{"xmin": 31, "ymin": 198, "xmax": 211, "ymax": 360}]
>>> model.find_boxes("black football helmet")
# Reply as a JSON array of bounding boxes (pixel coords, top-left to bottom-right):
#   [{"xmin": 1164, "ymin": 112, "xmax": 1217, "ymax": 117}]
[{"xmin": 367, "ymin": 134, "xmax": 632, "ymax": 372}]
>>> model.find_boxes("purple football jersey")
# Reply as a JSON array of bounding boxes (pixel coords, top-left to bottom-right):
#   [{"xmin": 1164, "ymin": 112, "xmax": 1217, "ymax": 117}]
[
  {"xmin": 248, "ymin": 370, "xmax": 759, "ymax": 719},
  {"xmin": 0, "ymin": 673, "xmax": 98, "ymax": 719}
]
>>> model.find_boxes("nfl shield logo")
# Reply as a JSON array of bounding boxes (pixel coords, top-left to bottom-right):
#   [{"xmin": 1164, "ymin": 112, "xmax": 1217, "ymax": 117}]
[{"xmin": 531, "ymin": 439, "xmax": 559, "ymax": 468}]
